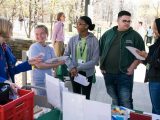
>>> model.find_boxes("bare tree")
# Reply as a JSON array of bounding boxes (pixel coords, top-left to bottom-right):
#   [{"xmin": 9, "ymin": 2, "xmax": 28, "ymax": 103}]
[
  {"xmin": 0, "ymin": 0, "xmax": 18, "ymax": 20},
  {"xmin": 153, "ymin": 1, "xmax": 160, "ymax": 18},
  {"xmin": 21, "ymin": 0, "xmax": 41, "ymax": 38},
  {"xmin": 107, "ymin": 0, "xmax": 113, "ymax": 27},
  {"xmin": 119, "ymin": 0, "xmax": 124, "ymax": 11},
  {"xmin": 48, "ymin": 0, "xmax": 59, "ymax": 40}
]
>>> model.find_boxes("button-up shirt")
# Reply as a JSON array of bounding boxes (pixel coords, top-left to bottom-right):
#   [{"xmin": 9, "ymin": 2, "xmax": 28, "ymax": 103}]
[{"xmin": 52, "ymin": 21, "xmax": 64, "ymax": 42}]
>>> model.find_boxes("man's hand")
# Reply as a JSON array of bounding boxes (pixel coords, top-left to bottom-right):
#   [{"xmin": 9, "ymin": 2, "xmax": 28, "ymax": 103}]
[
  {"xmin": 127, "ymin": 60, "xmax": 140, "ymax": 75},
  {"xmin": 127, "ymin": 66, "xmax": 135, "ymax": 75}
]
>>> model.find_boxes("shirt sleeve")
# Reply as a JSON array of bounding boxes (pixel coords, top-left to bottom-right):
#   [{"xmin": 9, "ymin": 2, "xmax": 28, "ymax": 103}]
[
  {"xmin": 64, "ymin": 38, "xmax": 75, "ymax": 71},
  {"xmin": 0, "ymin": 76, "xmax": 7, "ymax": 82},
  {"xmin": 11, "ymin": 61, "xmax": 32, "ymax": 75},
  {"xmin": 52, "ymin": 22, "xmax": 61, "ymax": 41},
  {"xmin": 77, "ymin": 37, "xmax": 99, "ymax": 71},
  {"xmin": 28, "ymin": 44, "xmax": 41, "ymax": 58}
]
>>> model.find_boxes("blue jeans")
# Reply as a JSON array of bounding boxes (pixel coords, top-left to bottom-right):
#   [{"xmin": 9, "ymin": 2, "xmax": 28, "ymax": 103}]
[
  {"xmin": 149, "ymin": 82, "xmax": 160, "ymax": 115},
  {"xmin": 103, "ymin": 73, "xmax": 133, "ymax": 109}
]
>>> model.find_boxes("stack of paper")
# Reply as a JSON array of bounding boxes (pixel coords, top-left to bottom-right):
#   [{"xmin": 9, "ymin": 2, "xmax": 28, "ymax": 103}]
[
  {"xmin": 45, "ymin": 74, "xmax": 61, "ymax": 109},
  {"xmin": 63, "ymin": 91, "xmax": 85, "ymax": 120},
  {"xmin": 45, "ymin": 74, "xmax": 68, "ymax": 111},
  {"xmin": 63, "ymin": 91, "xmax": 111, "ymax": 120},
  {"xmin": 45, "ymin": 56, "xmax": 69, "ymax": 63},
  {"xmin": 83, "ymin": 100, "xmax": 111, "ymax": 120}
]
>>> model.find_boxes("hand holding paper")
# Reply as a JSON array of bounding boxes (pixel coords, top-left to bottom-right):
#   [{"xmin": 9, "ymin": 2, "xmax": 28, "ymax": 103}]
[
  {"xmin": 74, "ymin": 74, "xmax": 89, "ymax": 86},
  {"xmin": 45, "ymin": 56, "xmax": 68, "ymax": 63},
  {"xmin": 126, "ymin": 46, "xmax": 145, "ymax": 60},
  {"xmin": 136, "ymin": 49, "xmax": 148, "ymax": 59},
  {"xmin": 70, "ymin": 67, "xmax": 78, "ymax": 77}
]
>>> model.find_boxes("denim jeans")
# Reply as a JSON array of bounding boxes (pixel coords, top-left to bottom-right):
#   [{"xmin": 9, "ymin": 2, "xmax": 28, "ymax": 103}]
[
  {"xmin": 103, "ymin": 73, "xmax": 133, "ymax": 109},
  {"xmin": 149, "ymin": 82, "xmax": 160, "ymax": 115}
]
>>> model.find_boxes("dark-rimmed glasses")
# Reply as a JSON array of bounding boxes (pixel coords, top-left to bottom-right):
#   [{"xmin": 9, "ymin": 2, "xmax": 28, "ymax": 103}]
[
  {"xmin": 76, "ymin": 23, "xmax": 86, "ymax": 26},
  {"xmin": 121, "ymin": 20, "xmax": 132, "ymax": 23}
]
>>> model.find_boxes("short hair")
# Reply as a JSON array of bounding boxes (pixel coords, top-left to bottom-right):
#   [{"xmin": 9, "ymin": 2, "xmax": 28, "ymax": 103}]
[
  {"xmin": 0, "ymin": 17, "xmax": 13, "ymax": 38},
  {"xmin": 57, "ymin": 12, "xmax": 64, "ymax": 21},
  {"xmin": 118, "ymin": 10, "xmax": 131, "ymax": 18},
  {"xmin": 35, "ymin": 25, "xmax": 48, "ymax": 36}
]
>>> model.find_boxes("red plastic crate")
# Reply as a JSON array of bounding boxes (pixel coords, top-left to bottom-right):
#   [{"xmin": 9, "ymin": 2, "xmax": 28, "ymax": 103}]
[
  {"xmin": 0, "ymin": 89, "xmax": 34, "ymax": 120},
  {"xmin": 130, "ymin": 112, "xmax": 152, "ymax": 120}
]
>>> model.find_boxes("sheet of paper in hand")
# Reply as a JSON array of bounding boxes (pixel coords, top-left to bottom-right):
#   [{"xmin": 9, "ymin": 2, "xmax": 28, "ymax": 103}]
[
  {"xmin": 126, "ymin": 46, "xmax": 145, "ymax": 60},
  {"xmin": 74, "ymin": 74, "xmax": 90, "ymax": 86},
  {"xmin": 45, "ymin": 56, "xmax": 69, "ymax": 63}
]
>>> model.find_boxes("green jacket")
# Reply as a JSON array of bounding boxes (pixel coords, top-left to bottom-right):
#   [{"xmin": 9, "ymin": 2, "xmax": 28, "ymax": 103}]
[{"xmin": 99, "ymin": 26, "xmax": 145, "ymax": 73}]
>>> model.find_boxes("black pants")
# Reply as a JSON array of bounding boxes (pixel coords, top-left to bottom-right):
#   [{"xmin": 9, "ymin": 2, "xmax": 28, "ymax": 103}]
[
  {"xmin": 70, "ymin": 71, "xmax": 93, "ymax": 100},
  {"xmin": 146, "ymin": 36, "xmax": 152, "ymax": 44}
]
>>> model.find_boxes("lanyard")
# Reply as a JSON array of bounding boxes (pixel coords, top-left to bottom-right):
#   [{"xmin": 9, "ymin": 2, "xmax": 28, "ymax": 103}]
[{"xmin": 79, "ymin": 41, "xmax": 87, "ymax": 57}]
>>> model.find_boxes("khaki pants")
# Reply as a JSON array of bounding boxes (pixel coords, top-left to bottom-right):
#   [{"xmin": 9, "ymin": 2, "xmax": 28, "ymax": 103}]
[{"xmin": 53, "ymin": 41, "xmax": 64, "ymax": 57}]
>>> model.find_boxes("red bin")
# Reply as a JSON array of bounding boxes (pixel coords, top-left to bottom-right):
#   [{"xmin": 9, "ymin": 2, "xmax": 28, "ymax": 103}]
[{"xmin": 0, "ymin": 89, "xmax": 34, "ymax": 120}]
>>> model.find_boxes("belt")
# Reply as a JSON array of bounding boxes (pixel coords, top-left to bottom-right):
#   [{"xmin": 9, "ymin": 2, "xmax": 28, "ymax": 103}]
[{"xmin": 55, "ymin": 41, "xmax": 63, "ymax": 43}]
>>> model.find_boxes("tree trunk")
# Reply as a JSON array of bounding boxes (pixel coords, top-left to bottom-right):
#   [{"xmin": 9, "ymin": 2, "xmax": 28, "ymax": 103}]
[
  {"xmin": 28, "ymin": 0, "xmax": 32, "ymax": 38},
  {"xmin": 69, "ymin": 23, "xmax": 72, "ymax": 32},
  {"xmin": 50, "ymin": 13, "xmax": 53, "ymax": 40}
]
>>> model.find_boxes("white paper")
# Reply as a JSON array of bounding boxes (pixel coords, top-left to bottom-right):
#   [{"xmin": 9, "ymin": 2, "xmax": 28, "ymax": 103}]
[
  {"xmin": 151, "ymin": 114, "xmax": 160, "ymax": 120},
  {"xmin": 143, "ymin": 112, "xmax": 160, "ymax": 120},
  {"xmin": 45, "ymin": 56, "xmax": 69, "ymax": 63},
  {"xmin": 63, "ymin": 91, "xmax": 111, "ymax": 120},
  {"xmin": 63, "ymin": 91, "xmax": 85, "ymax": 120},
  {"xmin": 74, "ymin": 74, "xmax": 90, "ymax": 86},
  {"xmin": 60, "ymin": 81, "xmax": 68, "ymax": 92},
  {"xmin": 84, "ymin": 100, "xmax": 111, "ymax": 120},
  {"xmin": 126, "ymin": 46, "xmax": 145, "ymax": 60},
  {"xmin": 45, "ymin": 74, "xmax": 61, "ymax": 109}
]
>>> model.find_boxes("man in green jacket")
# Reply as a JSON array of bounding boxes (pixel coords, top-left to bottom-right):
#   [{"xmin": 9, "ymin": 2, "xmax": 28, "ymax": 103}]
[{"xmin": 99, "ymin": 10, "xmax": 145, "ymax": 109}]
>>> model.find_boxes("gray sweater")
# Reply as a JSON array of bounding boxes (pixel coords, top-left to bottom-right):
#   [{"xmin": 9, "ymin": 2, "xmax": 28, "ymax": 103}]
[{"xmin": 64, "ymin": 32, "xmax": 99, "ymax": 77}]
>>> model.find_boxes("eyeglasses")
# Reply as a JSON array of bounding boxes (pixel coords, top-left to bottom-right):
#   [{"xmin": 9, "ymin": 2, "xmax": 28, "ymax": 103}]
[
  {"xmin": 121, "ymin": 20, "xmax": 131, "ymax": 23},
  {"xmin": 76, "ymin": 23, "xmax": 86, "ymax": 26}
]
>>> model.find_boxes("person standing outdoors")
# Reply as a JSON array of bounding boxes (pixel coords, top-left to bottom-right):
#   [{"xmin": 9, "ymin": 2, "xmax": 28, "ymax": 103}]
[
  {"xmin": 29, "ymin": 25, "xmax": 64, "ymax": 96},
  {"xmin": 52, "ymin": 12, "xmax": 65, "ymax": 57},
  {"xmin": 99, "ymin": 10, "xmax": 145, "ymax": 109},
  {"xmin": 146, "ymin": 26, "xmax": 153, "ymax": 45},
  {"xmin": 136, "ymin": 18, "xmax": 160, "ymax": 115},
  {"xmin": 0, "ymin": 17, "xmax": 42, "ymax": 91},
  {"xmin": 137, "ymin": 21, "xmax": 146, "ymax": 40},
  {"xmin": 64, "ymin": 16, "xmax": 99, "ymax": 100}
]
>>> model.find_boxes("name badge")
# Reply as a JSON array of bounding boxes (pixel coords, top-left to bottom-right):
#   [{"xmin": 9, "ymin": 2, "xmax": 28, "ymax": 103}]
[
  {"xmin": 78, "ymin": 59, "xmax": 84, "ymax": 64},
  {"xmin": 146, "ymin": 63, "xmax": 150, "ymax": 70}
]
